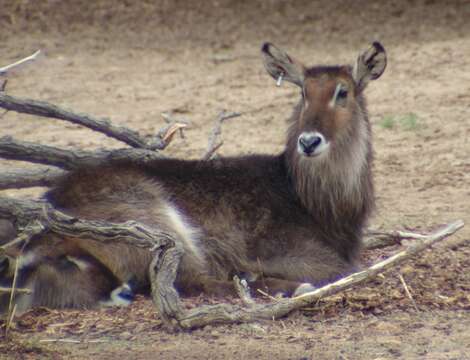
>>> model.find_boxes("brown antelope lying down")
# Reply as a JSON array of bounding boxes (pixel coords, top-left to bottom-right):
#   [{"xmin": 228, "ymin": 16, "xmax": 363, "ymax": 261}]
[{"xmin": 0, "ymin": 42, "xmax": 386, "ymax": 313}]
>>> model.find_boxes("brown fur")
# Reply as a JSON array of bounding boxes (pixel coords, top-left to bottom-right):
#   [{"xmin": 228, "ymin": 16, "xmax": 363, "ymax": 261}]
[{"xmin": 0, "ymin": 42, "xmax": 386, "ymax": 312}]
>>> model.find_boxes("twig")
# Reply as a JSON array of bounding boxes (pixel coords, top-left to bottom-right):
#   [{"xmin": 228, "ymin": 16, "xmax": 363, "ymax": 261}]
[
  {"xmin": 398, "ymin": 273, "xmax": 419, "ymax": 312},
  {"xmin": 6, "ymin": 257, "xmax": 20, "ymax": 336},
  {"xmin": 160, "ymin": 123, "xmax": 187, "ymax": 145},
  {"xmin": 204, "ymin": 142, "xmax": 224, "ymax": 160},
  {"xmin": 39, "ymin": 339, "xmax": 81, "ymax": 344},
  {"xmin": 0, "ymin": 93, "xmax": 165, "ymax": 150},
  {"xmin": 0, "ymin": 50, "xmax": 41, "ymax": 76},
  {"xmin": 39, "ymin": 339, "xmax": 109, "ymax": 343},
  {"xmin": 203, "ymin": 111, "xmax": 241, "ymax": 160},
  {"xmin": 256, "ymin": 288, "xmax": 278, "ymax": 302},
  {"xmin": 5, "ymin": 304, "xmax": 16, "ymax": 338},
  {"xmin": 0, "ymin": 167, "xmax": 65, "ymax": 190},
  {"xmin": 0, "ymin": 136, "xmax": 162, "ymax": 170},
  {"xmin": 0, "ymin": 220, "xmax": 45, "ymax": 255},
  {"xmin": 0, "ymin": 80, "xmax": 7, "ymax": 93},
  {"xmin": 364, "ymin": 228, "xmax": 428, "ymax": 249},
  {"xmin": 0, "ymin": 287, "xmax": 31, "ymax": 294}
]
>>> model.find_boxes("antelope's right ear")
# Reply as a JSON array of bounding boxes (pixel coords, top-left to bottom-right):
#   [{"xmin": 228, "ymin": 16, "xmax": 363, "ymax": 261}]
[
  {"xmin": 353, "ymin": 42, "xmax": 387, "ymax": 90},
  {"xmin": 261, "ymin": 43, "xmax": 306, "ymax": 87}
]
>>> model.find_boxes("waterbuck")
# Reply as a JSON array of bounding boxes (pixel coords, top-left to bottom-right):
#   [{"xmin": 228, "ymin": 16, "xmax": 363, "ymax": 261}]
[{"xmin": 0, "ymin": 42, "xmax": 386, "ymax": 312}]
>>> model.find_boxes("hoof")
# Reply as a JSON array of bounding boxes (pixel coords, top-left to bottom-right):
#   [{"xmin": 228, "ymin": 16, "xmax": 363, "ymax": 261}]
[{"xmin": 100, "ymin": 283, "xmax": 135, "ymax": 307}]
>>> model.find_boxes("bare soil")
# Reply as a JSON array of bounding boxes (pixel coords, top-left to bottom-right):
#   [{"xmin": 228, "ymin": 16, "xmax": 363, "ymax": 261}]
[{"xmin": 1, "ymin": 1, "xmax": 469, "ymax": 359}]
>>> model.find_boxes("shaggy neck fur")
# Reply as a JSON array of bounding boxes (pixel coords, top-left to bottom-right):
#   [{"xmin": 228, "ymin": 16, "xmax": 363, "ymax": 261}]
[{"xmin": 284, "ymin": 99, "xmax": 374, "ymax": 259}]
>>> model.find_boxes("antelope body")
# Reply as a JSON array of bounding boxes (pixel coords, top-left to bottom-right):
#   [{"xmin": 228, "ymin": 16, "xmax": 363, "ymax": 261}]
[{"xmin": 0, "ymin": 42, "xmax": 387, "ymax": 312}]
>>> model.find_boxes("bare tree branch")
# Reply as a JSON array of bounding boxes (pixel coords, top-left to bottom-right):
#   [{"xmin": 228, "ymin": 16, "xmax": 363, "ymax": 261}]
[
  {"xmin": 0, "ymin": 167, "xmax": 65, "ymax": 190},
  {"xmin": 0, "ymin": 136, "xmax": 162, "ymax": 170},
  {"xmin": 0, "ymin": 287, "xmax": 31, "ymax": 294},
  {"xmin": 0, "ymin": 80, "xmax": 7, "ymax": 93},
  {"xmin": 203, "ymin": 111, "xmax": 241, "ymax": 160},
  {"xmin": 0, "ymin": 93, "xmax": 166, "ymax": 150},
  {"xmin": 0, "ymin": 196, "xmax": 175, "ymax": 251},
  {"xmin": 0, "ymin": 197, "xmax": 45, "ymax": 228},
  {"xmin": 0, "ymin": 220, "xmax": 45, "ymax": 255},
  {"xmin": 158, "ymin": 122, "xmax": 188, "ymax": 146},
  {"xmin": 0, "ymin": 50, "xmax": 41, "ymax": 76},
  {"xmin": 150, "ymin": 243, "xmax": 185, "ymax": 328},
  {"xmin": 364, "ymin": 228, "xmax": 429, "ymax": 249}
]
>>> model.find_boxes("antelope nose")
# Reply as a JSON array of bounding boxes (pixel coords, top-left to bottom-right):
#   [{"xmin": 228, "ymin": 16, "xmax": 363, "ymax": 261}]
[{"xmin": 298, "ymin": 133, "xmax": 323, "ymax": 155}]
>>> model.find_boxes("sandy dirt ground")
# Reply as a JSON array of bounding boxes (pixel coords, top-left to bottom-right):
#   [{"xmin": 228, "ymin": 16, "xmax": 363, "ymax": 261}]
[{"xmin": 0, "ymin": 1, "xmax": 469, "ymax": 359}]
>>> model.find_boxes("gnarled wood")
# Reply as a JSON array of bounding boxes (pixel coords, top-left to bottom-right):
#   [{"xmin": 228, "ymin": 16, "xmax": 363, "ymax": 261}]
[
  {"xmin": 0, "ymin": 167, "xmax": 65, "ymax": 190},
  {"xmin": 0, "ymin": 136, "xmax": 162, "ymax": 170},
  {"xmin": 0, "ymin": 93, "xmax": 165, "ymax": 150}
]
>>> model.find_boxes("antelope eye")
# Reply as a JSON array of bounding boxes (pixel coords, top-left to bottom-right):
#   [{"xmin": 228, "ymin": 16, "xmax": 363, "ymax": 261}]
[{"xmin": 337, "ymin": 88, "xmax": 348, "ymax": 99}]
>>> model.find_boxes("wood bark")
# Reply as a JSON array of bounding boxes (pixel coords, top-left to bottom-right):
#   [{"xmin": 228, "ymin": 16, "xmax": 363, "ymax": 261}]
[
  {"xmin": 0, "ymin": 136, "xmax": 162, "ymax": 171},
  {"xmin": 0, "ymin": 93, "xmax": 165, "ymax": 150},
  {"xmin": 0, "ymin": 167, "xmax": 65, "ymax": 189}
]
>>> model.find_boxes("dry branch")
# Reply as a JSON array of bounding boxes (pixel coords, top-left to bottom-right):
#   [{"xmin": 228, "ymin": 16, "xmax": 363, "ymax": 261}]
[
  {"xmin": 150, "ymin": 244, "xmax": 185, "ymax": 328},
  {"xmin": 203, "ymin": 110, "xmax": 241, "ymax": 160},
  {"xmin": 0, "ymin": 167, "xmax": 65, "ymax": 190},
  {"xmin": 0, "ymin": 220, "xmax": 45, "ymax": 254},
  {"xmin": 0, "ymin": 136, "xmax": 162, "ymax": 170},
  {"xmin": 0, "ymin": 196, "xmax": 175, "ymax": 251},
  {"xmin": 364, "ymin": 228, "xmax": 428, "ymax": 249},
  {"xmin": 0, "ymin": 50, "xmax": 41, "ymax": 76},
  {"xmin": 0, "ymin": 93, "xmax": 165, "ymax": 150},
  {"xmin": 0, "ymin": 287, "xmax": 31, "ymax": 294}
]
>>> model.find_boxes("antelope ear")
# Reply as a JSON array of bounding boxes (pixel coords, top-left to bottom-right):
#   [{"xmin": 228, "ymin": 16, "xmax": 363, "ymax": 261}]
[
  {"xmin": 353, "ymin": 42, "xmax": 387, "ymax": 90},
  {"xmin": 261, "ymin": 43, "xmax": 306, "ymax": 87}
]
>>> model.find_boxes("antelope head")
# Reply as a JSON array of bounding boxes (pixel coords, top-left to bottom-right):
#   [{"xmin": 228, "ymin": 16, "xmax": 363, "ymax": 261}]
[{"xmin": 261, "ymin": 42, "xmax": 387, "ymax": 160}]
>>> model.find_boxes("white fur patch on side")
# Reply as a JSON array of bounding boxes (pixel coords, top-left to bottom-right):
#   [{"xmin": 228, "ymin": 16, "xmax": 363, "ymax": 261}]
[
  {"xmin": 164, "ymin": 203, "xmax": 205, "ymax": 263},
  {"xmin": 66, "ymin": 256, "xmax": 91, "ymax": 271}
]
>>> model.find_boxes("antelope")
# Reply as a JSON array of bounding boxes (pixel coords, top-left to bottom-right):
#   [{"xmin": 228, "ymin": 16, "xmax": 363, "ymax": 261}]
[{"xmin": 0, "ymin": 42, "xmax": 387, "ymax": 313}]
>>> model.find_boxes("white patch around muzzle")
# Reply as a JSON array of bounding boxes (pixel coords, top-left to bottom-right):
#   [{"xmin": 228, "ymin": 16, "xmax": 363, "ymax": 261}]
[{"xmin": 297, "ymin": 131, "xmax": 330, "ymax": 158}]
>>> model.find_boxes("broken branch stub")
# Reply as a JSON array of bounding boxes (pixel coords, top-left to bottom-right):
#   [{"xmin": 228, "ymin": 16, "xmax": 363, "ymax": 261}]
[
  {"xmin": 0, "ymin": 50, "xmax": 41, "ymax": 76},
  {"xmin": 203, "ymin": 110, "xmax": 241, "ymax": 160}
]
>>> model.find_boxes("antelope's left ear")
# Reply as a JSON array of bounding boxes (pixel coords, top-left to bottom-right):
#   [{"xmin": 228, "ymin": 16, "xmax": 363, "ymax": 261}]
[
  {"xmin": 353, "ymin": 42, "xmax": 387, "ymax": 90},
  {"xmin": 261, "ymin": 43, "xmax": 306, "ymax": 87}
]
